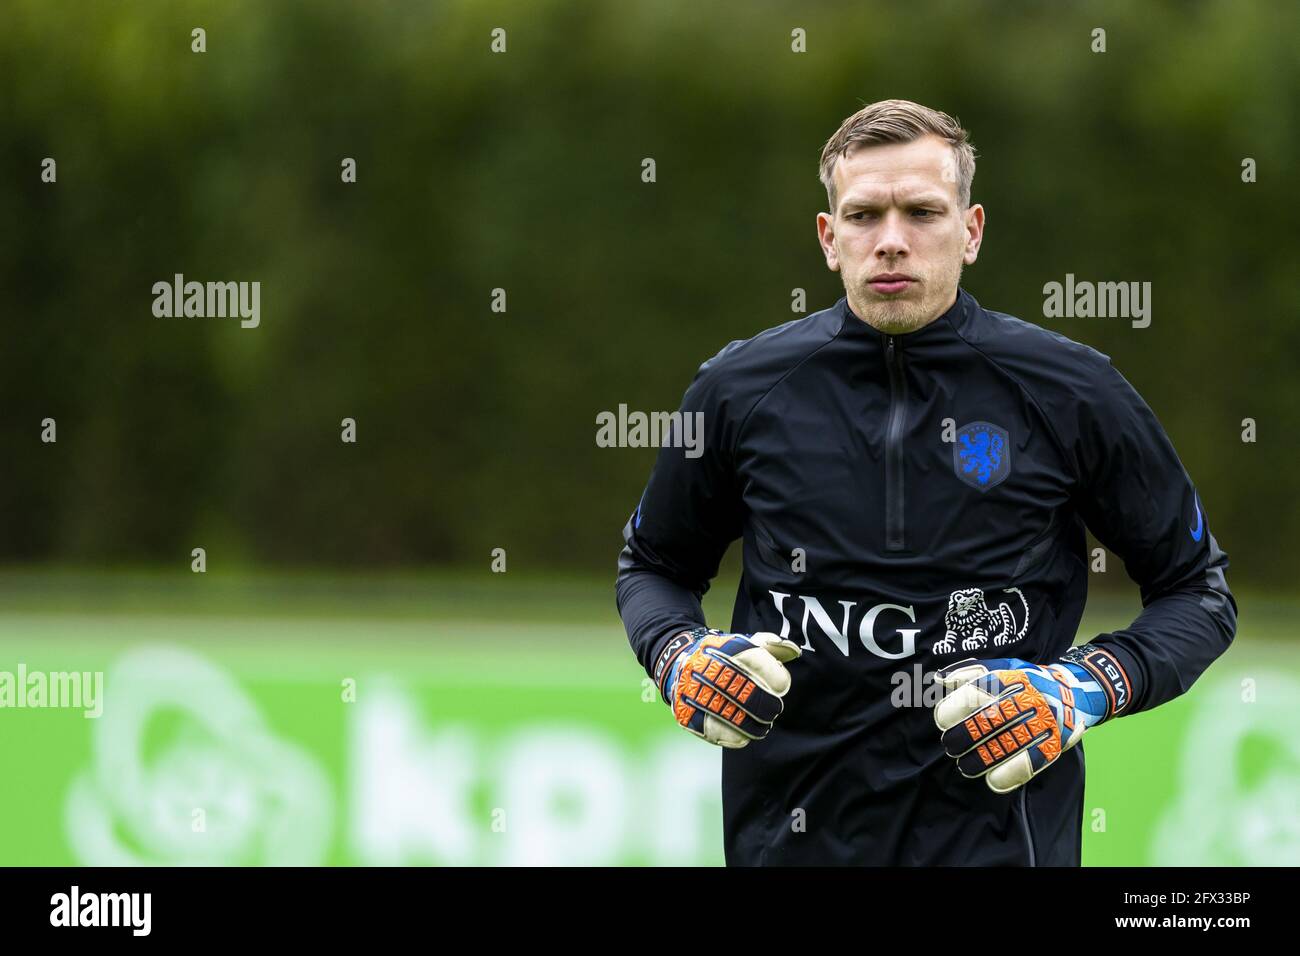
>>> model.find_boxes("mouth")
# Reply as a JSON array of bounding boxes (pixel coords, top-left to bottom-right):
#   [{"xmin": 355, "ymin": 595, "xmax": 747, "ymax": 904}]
[{"xmin": 868, "ymin": 274, "xmax": 917, "ymax": 295}]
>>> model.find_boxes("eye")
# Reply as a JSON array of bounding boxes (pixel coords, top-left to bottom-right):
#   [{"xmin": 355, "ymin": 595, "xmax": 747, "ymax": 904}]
[{"xmin": 912, "ymin": 208, "xmax": 936, "ymax": 218}]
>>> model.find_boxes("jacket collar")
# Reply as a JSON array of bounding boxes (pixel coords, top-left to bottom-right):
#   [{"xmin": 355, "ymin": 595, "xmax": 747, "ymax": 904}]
[{"xmin": 837, "ymin": 286, "xmax": 976, "ymax": 348}]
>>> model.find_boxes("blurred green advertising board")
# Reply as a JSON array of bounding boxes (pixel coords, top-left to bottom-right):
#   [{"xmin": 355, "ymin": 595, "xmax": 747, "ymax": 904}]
[{"xmin": 0, "ymin": 609, "xmax": 1292, "ymax": 866}]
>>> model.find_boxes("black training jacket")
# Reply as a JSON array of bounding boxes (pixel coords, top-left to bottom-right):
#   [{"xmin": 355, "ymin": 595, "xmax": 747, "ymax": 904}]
[{"xmin": 615, "ymin": 287, "xmax": 1236, "ymax": 866}]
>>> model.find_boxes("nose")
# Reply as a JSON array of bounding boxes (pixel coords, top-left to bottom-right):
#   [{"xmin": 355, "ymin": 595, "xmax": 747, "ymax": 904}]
[{"xmin": 873, "ymin": 209, "xmax": 910, "ymax": 260}]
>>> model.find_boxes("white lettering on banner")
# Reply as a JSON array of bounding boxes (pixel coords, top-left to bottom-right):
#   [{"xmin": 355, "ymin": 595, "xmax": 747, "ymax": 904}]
[
  {"xmin": 64, "ymin": 647, "xmax": 332, "ymax": 866},
  {"xmin": 351, "ymin": 685, "xmax": 478, "ymax": 865},
  {"xmin": 497, "ymin": 729, "xmax": 629, "ymax": 866},
  {"xmin": 350, "ymin": 685, "xmax": 723, "ymax": 866},
  {"xmin": 64, "ymin": 648, "xmax": 724, "ymax": 866}
]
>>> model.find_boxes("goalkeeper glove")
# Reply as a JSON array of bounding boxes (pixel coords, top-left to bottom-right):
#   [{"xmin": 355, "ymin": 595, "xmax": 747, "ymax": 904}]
[
  {"xmin": 932, "ymin": 647, "xmax": 1125, "ymax": 793},
  {"xmin": 655, "ymin": 627, "xmax": 801, "ymax": 748}
]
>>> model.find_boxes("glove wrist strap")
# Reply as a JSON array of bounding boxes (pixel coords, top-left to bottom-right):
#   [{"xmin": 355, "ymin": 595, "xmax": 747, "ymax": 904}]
[
  {"xmin": 654, "ymin": 627, "xmax": 708, "ymax": 704},
  {"xmin": 1061, "ymin": 643, "xmax": 1134, "ymax": 721}
]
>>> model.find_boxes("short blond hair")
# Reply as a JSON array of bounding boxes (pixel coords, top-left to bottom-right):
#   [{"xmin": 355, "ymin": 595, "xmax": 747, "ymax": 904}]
[{"xmin": 818, "ymin": 99, "xmax": 976, "ymax": 211}]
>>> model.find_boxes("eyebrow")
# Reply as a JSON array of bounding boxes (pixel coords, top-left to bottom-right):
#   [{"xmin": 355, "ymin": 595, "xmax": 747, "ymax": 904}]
[{"xmin": 841, "ymin": 193, "xmax": 950, "ymax": 211}]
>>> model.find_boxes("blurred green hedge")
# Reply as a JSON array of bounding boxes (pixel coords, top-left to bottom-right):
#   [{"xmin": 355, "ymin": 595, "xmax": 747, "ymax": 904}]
[{"xmin": 0, "ymin": 0, "xmax": 1295, "ymax": 586}]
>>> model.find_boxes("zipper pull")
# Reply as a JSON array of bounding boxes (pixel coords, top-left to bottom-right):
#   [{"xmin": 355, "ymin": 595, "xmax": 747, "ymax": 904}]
[{"xmin": 887, "ymin": 335, "xmax": 896, "ymax": 363}]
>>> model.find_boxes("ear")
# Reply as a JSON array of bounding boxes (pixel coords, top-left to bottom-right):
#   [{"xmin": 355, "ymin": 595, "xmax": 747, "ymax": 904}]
[
  {"xmin": 816, "ymin": 211, "xmax": 840, "ymax": 272},
  {"xmin": 962, "ymin": 203, "xmax": 985, "ymax": 265}
]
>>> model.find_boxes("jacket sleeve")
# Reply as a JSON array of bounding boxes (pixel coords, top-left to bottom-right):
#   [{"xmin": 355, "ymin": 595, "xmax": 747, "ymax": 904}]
[
  {"xmin": 615, "ymin": 359, "xmax": 745, "ymax": 692},
  {"xmin": 1066, "ymin": 359, "xmax": 1237, "ymax": 718}
]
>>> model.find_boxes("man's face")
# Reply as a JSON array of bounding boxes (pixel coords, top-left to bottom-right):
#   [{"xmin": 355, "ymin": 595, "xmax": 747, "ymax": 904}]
[{"xmin": 817, "ymin": 134, "xmax": 984, "ymax": 334}]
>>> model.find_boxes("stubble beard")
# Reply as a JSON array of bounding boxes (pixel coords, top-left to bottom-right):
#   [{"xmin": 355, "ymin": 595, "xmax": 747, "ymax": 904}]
[{"xmin": 846, "ymin": 261, "xmax": 964, "ymax": 335}]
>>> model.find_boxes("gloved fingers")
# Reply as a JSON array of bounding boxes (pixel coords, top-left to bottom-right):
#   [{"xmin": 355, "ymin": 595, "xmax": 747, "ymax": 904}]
[
  {"xmin": 934, "ymin": 657, "xmax": 1030, "ymax": 689},
  {"xmin": 933, "ymin": 676, "xmax": 1001, "ymax": 731},
  {"xmin": 690, "ymin": 635, "xmax": 786, "ymax": 702},
  {"xmin": 933, "ymin": 659, "xmax": 989, "ymax": 691},
  {"xmin": 941, "ymin": 673, "xmax": 1048, "ymax": 754},
  {"xmin": 677, "ymin": 645, "xmax": 785, "ymax": 730},
  {"xmin": 745, "ymin": 632, "xmax": 803, "ymax": 665},
  {"xmin": 951, "ymin": 711, "xmax": 1051, "ymax": 773},
  {"xmin": 676, "ymin": 687, "xmax": 773, "ymax": 744},
  {"xmin": 983, "ymin": 750, "xmax": 1040, "ymax": 792},
  {"xmin": 943, "ymin": 688, "xmax": 1059, "ymax": 789},
  {"xmin": 728, "ymin": 644, "xmax": 795, "ymax": 697},
  {"xmin": 671, "ymin": 631, "xmax": 803, "ymax": 747},
  {"xmin": 932, "ymin": 658, "xmax": 1071, "ymax": 791},
  {"xmin": 703, "ymin": 714, "xmax": 751, "ymax": 749},
  {"xmin": 935, "ymin": 663, "xmax": 1034, "ymax": 724}
]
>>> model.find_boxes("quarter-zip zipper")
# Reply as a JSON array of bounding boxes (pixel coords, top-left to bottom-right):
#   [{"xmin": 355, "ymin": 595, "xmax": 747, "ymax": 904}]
[{"xmin": 883, "ymin": 334, "xmax": 907, "ymax": 552}]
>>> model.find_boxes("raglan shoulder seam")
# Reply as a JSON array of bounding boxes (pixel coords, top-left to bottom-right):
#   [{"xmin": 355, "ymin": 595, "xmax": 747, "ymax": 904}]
[{"xmin": 729, "ymin": 316, "xmax": 846, "ymax": 460}]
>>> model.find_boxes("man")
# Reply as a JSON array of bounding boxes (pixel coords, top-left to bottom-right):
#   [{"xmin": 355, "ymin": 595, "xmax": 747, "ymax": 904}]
[{"xmin": 615, "ymin": 99, "xmax": 1236, "ymax": 865}]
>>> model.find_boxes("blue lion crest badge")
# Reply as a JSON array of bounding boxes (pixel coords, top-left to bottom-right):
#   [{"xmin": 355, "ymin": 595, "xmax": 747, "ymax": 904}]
[{"xmin": 953, "ymin": 421, "xmax": 1010, "ymax": 491}]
